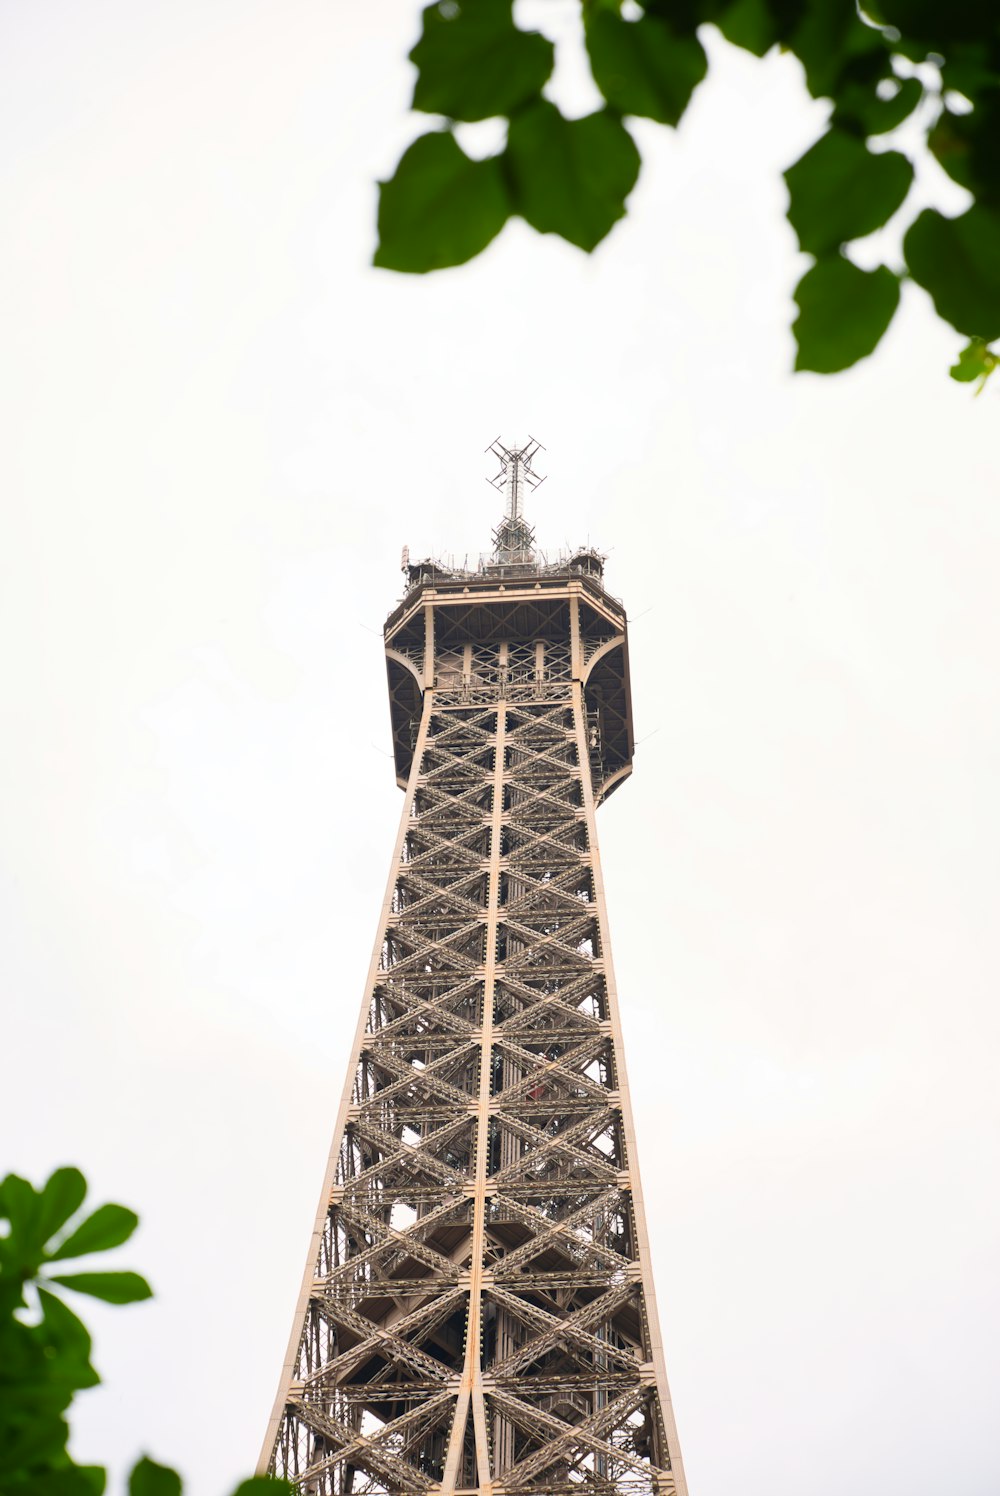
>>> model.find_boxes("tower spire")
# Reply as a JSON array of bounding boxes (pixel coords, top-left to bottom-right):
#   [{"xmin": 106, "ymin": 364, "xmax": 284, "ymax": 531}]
[{"xmin": 486, "ymin": 435, "xmax": 546, "ymax": 564}]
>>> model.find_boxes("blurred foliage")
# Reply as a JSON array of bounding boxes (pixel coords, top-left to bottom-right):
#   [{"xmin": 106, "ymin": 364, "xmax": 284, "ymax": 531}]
[
  {"xmin": 376, "ymin": 0, "xmax": 1000, "ymax": 383},
  {"xmin": 0, "ymin": 1168, "xmax": 290, "ymax": 1496}
]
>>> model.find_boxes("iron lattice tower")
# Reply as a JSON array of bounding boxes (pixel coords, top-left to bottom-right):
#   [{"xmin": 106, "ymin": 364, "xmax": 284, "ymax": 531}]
[{"xmin": 260, "ymin": 442, "xmax": 689, "ymax": 1496}]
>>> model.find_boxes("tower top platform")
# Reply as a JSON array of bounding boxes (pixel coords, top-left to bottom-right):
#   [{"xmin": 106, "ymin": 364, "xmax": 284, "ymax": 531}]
[
  {"xmin": 382, "ymin": 445, "xmax": 633, "ymax": 802},
  {"xmin": 386, "ymin": 543, "xmax": 620, "ymax": 632}
]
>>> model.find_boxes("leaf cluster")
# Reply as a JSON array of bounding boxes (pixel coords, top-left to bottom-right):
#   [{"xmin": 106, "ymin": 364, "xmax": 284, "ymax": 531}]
[
  {"xmin": 375, "ymin": 0, "xmax": 1000, "ymax": 382},
  {"xmin": 0, "ymin": 1167, "xmax": 289, "ymax": 1496}
]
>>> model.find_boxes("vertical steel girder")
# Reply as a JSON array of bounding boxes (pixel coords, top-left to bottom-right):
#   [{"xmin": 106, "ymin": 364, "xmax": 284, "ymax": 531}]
[{"xmin": 260, "ymin": 578, "xmax": 687, "ymax": 1496}]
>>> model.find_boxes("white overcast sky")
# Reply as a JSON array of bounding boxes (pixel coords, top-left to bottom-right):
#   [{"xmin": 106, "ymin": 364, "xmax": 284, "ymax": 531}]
[{"xmin": 2, "ymin": 4, "xmax": 999, "ymax": 1495}]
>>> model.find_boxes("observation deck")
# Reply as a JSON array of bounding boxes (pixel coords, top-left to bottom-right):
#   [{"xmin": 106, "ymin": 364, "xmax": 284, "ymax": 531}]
[{"xmin": 383, "ymin": 547, "xmax": 634, "ymax": 805}]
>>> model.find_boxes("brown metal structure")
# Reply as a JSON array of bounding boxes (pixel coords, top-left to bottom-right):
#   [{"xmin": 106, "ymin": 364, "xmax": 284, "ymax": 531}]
[{"xmin": 260, "ymin": 444, "xmax": 688, "ymax": 1496}]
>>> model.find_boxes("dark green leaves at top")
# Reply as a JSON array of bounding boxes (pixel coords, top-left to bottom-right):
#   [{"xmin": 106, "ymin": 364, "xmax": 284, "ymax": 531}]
[
  {"xmin": 506, "ymin": 102, "xmax": 640, "ymax": 252},
  {"xmin": 410, "ymin": 0, "xmax": 553, "ymax": 122},
  {"xmin": 714, "ymin": 0, "xmax": 782, "ymax": 58},
  {"xmin": 928, "ymin": 108, "xmax": 977, "ymax": 193},
  {"xmin": 787, "ymin": 0, "xmax": 888, "ymax": 102},
  {"xmin": 929, "ymin": 96, "xmax": 1000, "ymax": 205},
  {"xmin": 833, "ymin": 74, "xmax": 922, "ymax": 136},
  {"xmin": 905, "ymin": 205, "xmax": 1000, "ymax": 341},
  {"xmin": 375, "ymin": 0, "xmax": 1000, "ymax": 380},
  {"xmin": 47, "ymin": 1271, "xmax": 153, "ymax": 1305},
  {"xmin": 792, "ymin": 256, "xmax": 900, "ymax": 372},
  {"xmin": 585, "ymin": 11, "xmax": 707, "ymax": 127},
  {"xmin": 375, "ymin": 132, "xmax": 510, "ymax": 272},
  {"xmin": 785, "ymin": 129, "xmax": 913, "ymax": 255},
  {"xmin": 715, "ymin": 0, "xmax": 890, "ymax": 84},
  {"xmin": 129, "ymin": 1457, "xmax": 182, "ymax": 1496},
  {"xmin": 48, "ymin": 1204, "xmax": 139, "ymax": 1262}
]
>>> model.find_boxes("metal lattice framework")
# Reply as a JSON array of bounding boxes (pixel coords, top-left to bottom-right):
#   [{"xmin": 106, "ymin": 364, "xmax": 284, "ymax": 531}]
[{"xmin": 260, "ymin": 517, "xmax": 688, "ymax": 1496}]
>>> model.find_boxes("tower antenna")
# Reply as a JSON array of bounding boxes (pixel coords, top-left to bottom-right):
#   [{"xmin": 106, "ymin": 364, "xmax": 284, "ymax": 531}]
[{"xmin": 485, "ymin": 436, "xmax": 546, "ymax": 564}]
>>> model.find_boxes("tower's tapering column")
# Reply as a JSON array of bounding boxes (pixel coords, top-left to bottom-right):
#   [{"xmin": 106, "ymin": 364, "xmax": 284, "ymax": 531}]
[{"xmin": 260, "ymin": 460, "xmax": 687, "ymax": 1496}]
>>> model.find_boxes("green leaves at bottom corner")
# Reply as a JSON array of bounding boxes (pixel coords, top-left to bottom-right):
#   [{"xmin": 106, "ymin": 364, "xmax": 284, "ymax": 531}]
[
  {"xmin": 35, "ymin": 1286, "xmax": 98, "ymax": 1384},
  {"xmin": 375, "ymin": 131, "xmax": 510, "ymax": 273},
  {"xmin": 48, "ymin": 1203, "xmax": 139, "ymax": 1262},
  {"xmin": 28, "ymin": 1468, "xmax": 107, "ymax": 1496},
  {"xmin": 506, "ymin": 101, "xmax": 640, "ymax": 252},
  {"xmin": 47, "ymin": 1271, "xmax": 152, "ymax": 1305},
  {"xmin": 128, "ymin": 1460, "xmax": 296, "ymax": 1496},
  {"xmin": 0, "ymin": 1168, "xmax": 87, "ymax": 1261},
  {"xmin": 228, "ymin": 1480, "xmax": 297, "ymax": 1496},
  {"xmin": 792, "ymin": 256, "xmax": 900, "ymax": 373},
  {"xmin": 129, "ymin": 1457, "xmax": 182, "ymax": 1496}
]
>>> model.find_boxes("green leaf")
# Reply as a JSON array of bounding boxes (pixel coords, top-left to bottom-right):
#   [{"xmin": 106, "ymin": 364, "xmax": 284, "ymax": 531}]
[
  {"xmin": 47, "ymin": 1271, "xmax": 153, "ymax": 1304},
  {"xmin": 949, "ymin": 338, "xmax": 998, "ymax": 388},
  {"xmin": 129, "ymin": 1457, "xmax": 183, "ymax": 1496},
  {"xmin": 904, "ymin": 206, "xmax": 1000, "ymax": 340},
  {"xmin": 928, "ymin": 109, "xmax": 976, "ymax": 193},
  {"xmin": 505, "ymin": 101, "xmax": 640, "ymax": 252},
  {"xmin": 37, "ymin": 1286, "xmax": 92, "ymax": 1351},
  {"xmin": 833, "ymin": 74, "xmax": 922, "ymax": 135},
  {"xmin": 789, "ymin": 1, "xmax": 887, "ymax": 101},
  {"xmin": 374, "ymin": 131, "xmax": 510, "ymax": 272},
  {"xmin": 585, "ymin": 11, "xmax": 707, "ymax": 126},
  {"xmin": 929, "ymin": 95, "xmax": 1000, "ymax": 204},
  {"xmin": 792, "ymin": 256, "xmax": 900, "ymax": 372},
  {"xmin": 785, "ymin": 129, "xmax": 912, "ymax": 255},
  {"xmin": 939, "ymin": 44, "xmax": 998, "ymax": 105},
  {"xmin": 48, "ymin": 1204, "xmax": 139, "ymax": 1262},
  {"xmin": 715, "ymin": 0, "xmax": 780, "ymax": 57},
  {"xmin": 229, "ymin": 1481, "xmax": 297, "ymax": 1495},
  {"xmin": 27, "ymin": 1471, "xmax": 107, "ymax": 1496},
  {"xmin": 0, "ymin": 1173, "xmax": 41, "ymax": 1241},
  {"xmin": 36, "ymin": 1169, "xmax": 88, "ymax": 1249},
  {"xmin": 410, "ymin": 0, "xmax": 553, "ymax": 122},
  {"xmin": 35, "ymin": 1286, "xmax": 99, "ymax": 1388}
]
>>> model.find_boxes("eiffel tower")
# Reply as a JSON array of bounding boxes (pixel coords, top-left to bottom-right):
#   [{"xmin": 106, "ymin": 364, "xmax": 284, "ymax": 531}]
[{"xmin": 260, "ymin": 440, "xmax": 689, "ymax": 1496}]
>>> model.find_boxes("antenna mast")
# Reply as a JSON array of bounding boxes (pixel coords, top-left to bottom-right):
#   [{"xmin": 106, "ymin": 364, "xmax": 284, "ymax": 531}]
[{"xmin": 486, "ymin": 436, "xmax": 546, "ymax": 564}]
